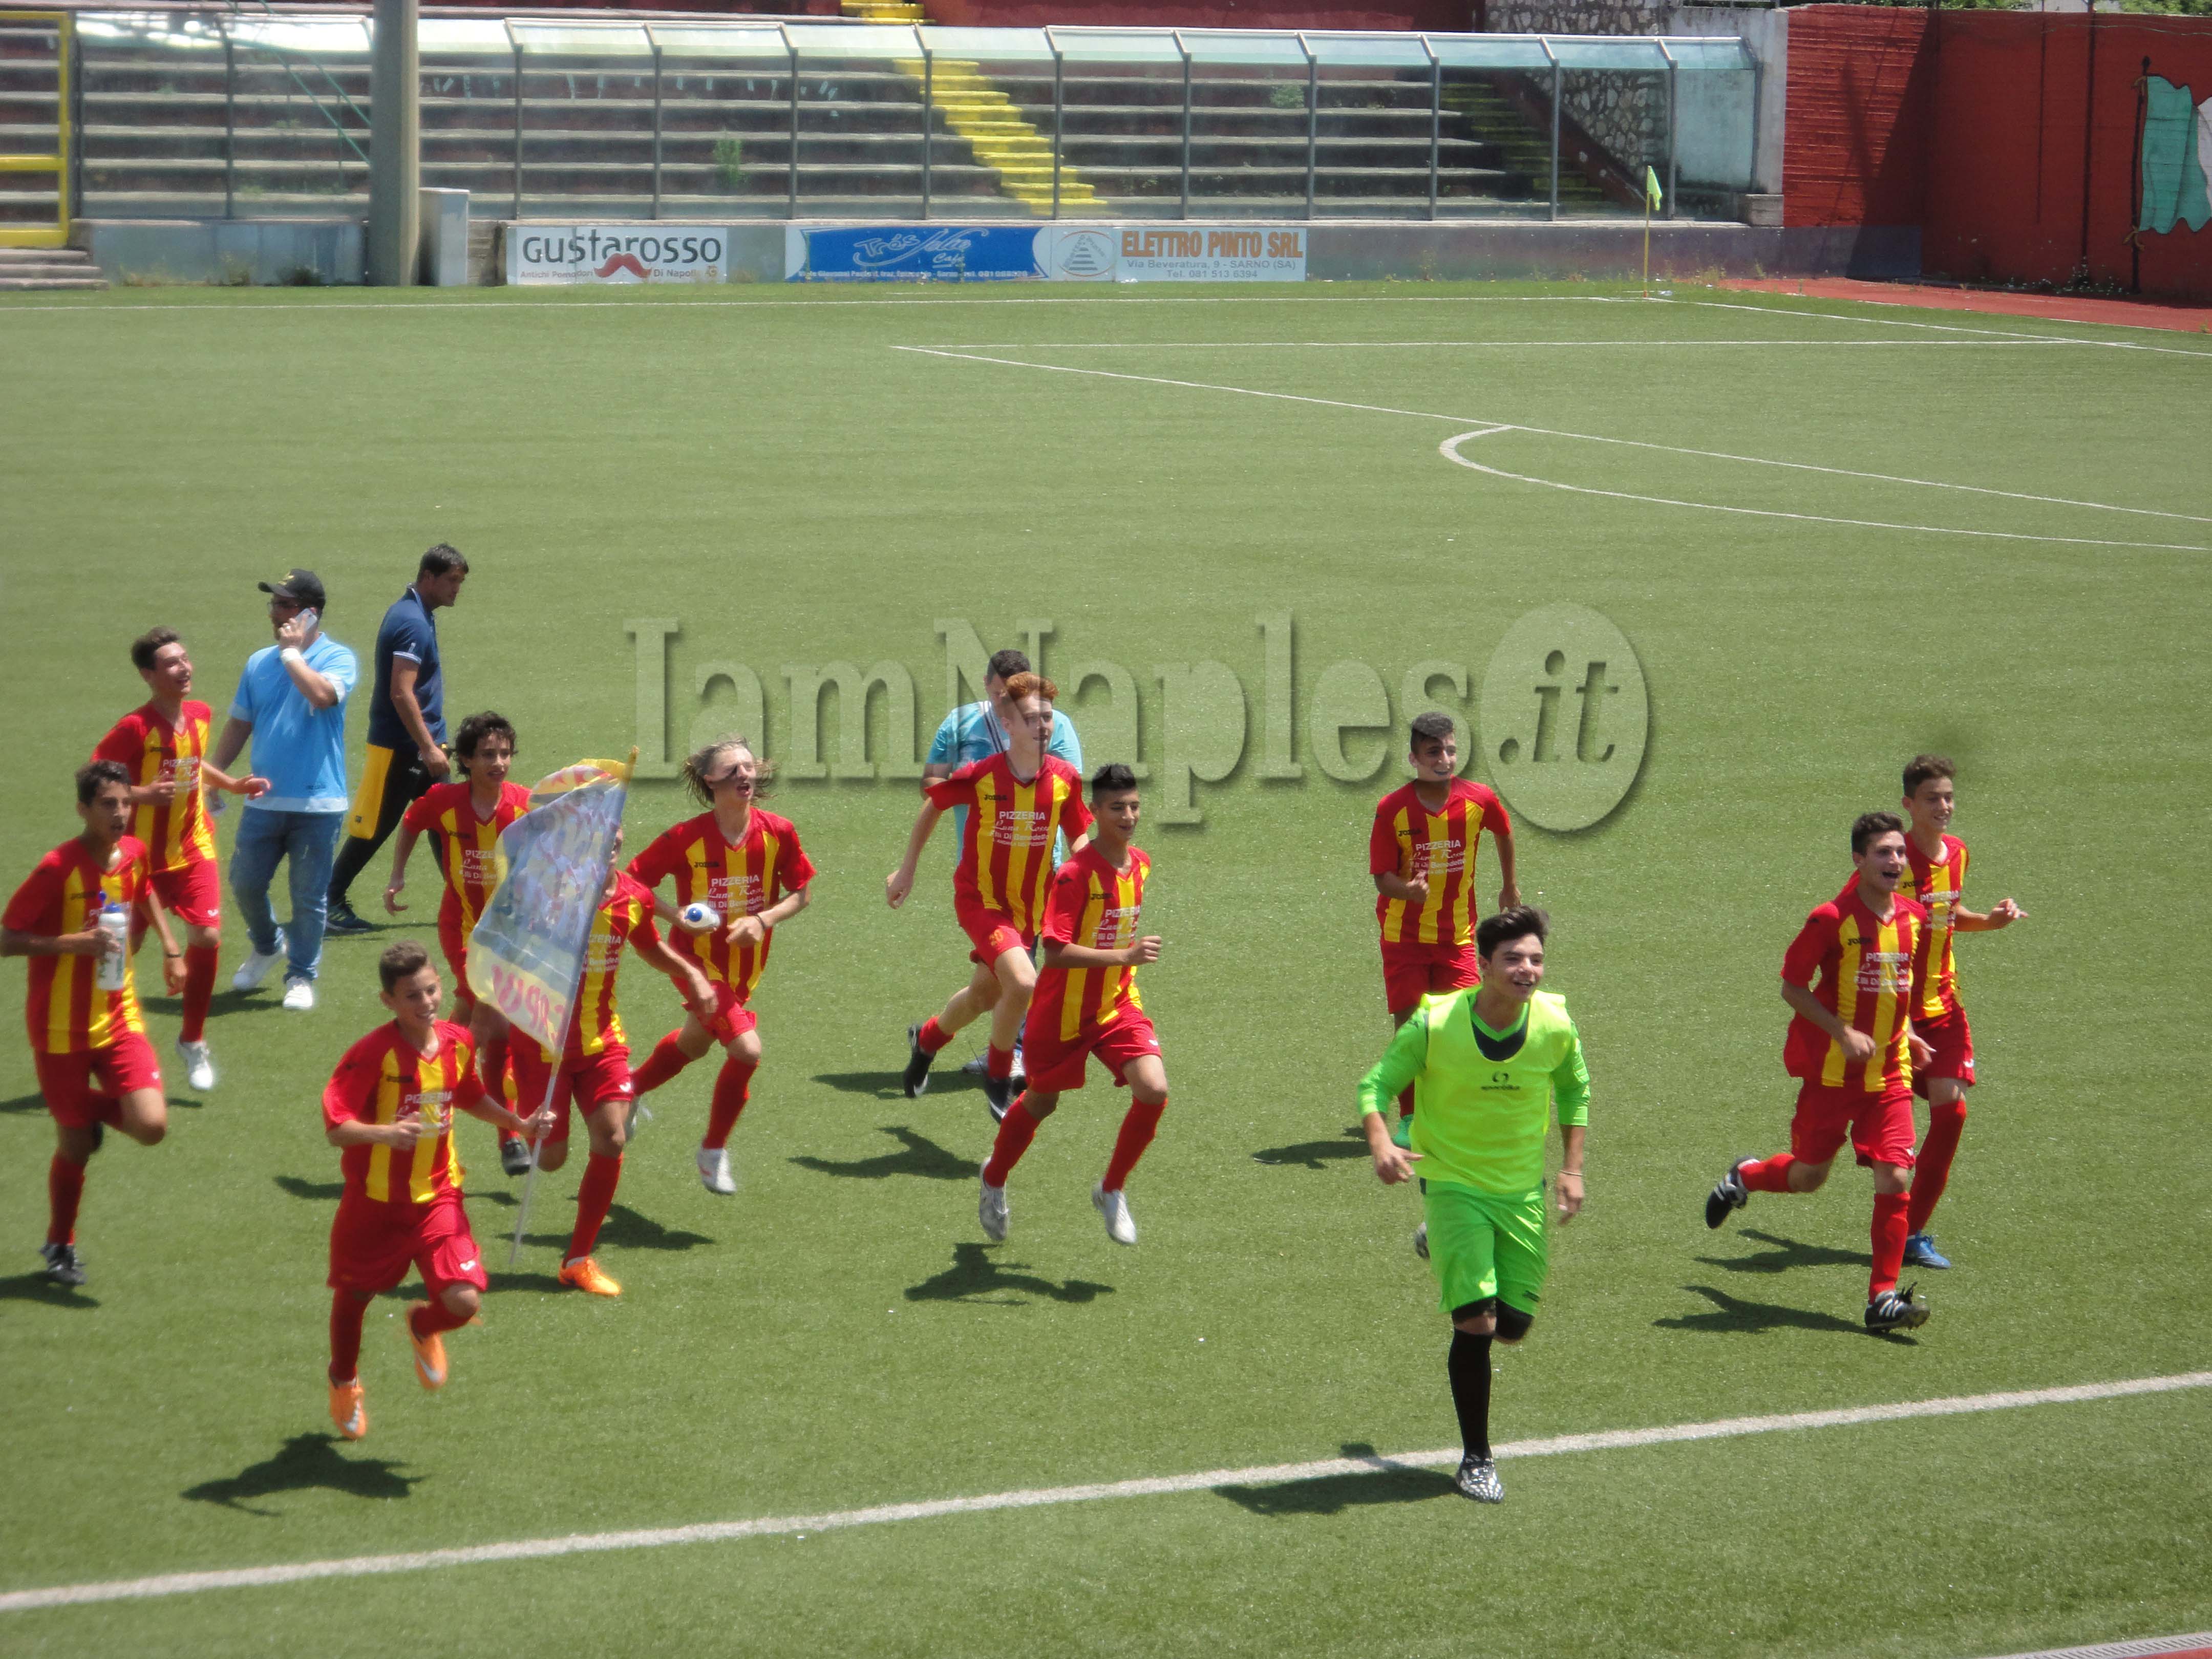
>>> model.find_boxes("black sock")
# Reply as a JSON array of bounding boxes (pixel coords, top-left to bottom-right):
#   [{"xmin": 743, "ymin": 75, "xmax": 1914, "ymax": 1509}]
[{"xmin": 1447, "ymin": 1330, "xmax": 1494, "ymax": 1460}]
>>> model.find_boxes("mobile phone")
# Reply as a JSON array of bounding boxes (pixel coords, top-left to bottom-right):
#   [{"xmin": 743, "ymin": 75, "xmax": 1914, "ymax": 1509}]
[{"xmin": 293, "ymin": 607, "xmax": 320, "ymax": 633}]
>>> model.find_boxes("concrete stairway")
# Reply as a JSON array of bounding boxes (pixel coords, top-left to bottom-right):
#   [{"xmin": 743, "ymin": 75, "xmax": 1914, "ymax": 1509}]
[{"xmin": 0, "ymin": 246, "xmax": 107, "ymax": 290}]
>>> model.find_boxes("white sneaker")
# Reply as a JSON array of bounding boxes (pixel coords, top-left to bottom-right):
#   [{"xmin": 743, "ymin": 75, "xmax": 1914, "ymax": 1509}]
[
  {"xmin": 231, "ymin": 928, "xmax": 286, "ymax": 991},
  {"xmin": 281, "ymin": 977, "xmax": 316, "ymax": 1012},
  {"xmin": 696, "ymin": 1145, "xmax": 736, "ymax": 1196},
  {"xmin": 1092, "ymin": 1183, "xmax": 1137, "ymax": 1246},
  {"xmin": 978, "ymin": 1163, "xmax": 1009, "ymax": 1242},
  {"xmin": 175, "ymin": 1038, "xmax": 217, "ymax": 1093}
]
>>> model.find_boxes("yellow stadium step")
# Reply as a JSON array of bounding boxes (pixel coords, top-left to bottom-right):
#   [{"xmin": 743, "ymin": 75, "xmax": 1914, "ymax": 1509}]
[
  {"xmin": 840, "ymin": 0, "xmax": 926, "ymax": 20},
  {"xmin": 885, "ymin": 49, "xmax": 1101, "ymax": 217}
]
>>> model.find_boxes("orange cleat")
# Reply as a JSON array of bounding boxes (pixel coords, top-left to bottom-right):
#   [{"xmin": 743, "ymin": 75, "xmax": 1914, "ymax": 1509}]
[
  {"xmin": 409, "ymin": 1318, "xmax": 449, "ymax": 1391},
  {"xmin": 329, "ymin": 1378, "xmax": 369, "ymax": 1440},
  {"xmin": 558, "ymin": 1256, "xmax": 622, "ymax": 1298}
]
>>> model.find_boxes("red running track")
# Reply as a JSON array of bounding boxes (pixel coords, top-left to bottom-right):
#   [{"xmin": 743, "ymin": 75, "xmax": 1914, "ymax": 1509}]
[{"xmin": 1717, "ymin": 277, "xmax": 2212, "ymax": 336}]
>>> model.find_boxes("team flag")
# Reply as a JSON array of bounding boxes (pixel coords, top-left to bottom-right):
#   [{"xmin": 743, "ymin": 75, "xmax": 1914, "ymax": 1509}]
[
  {"xmin": 2138, "ymin": 76, "xmax": 2211, "ymax": 236},
  {"xmin": 1643, "ymin": 165, "xmax": 1664, "ymax": 212},
  {"xmin": 466, "ymin": 753, "xmax": 635, "ymax": 1054}
]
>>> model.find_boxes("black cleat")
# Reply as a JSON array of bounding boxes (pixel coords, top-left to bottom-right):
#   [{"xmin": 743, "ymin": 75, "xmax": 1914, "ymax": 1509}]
[
  {"xmin": 498, "ymin": 1134, "xmax": 532, "ymax": 1178},
  {"xmin": 902, "ymin": 1024, "xmax": 933, "ymax": 1099},
  {"xmin": 1413, "ymin": 1222, "xmax": 1430, "ymax": 1261},
  {"xmin": 983, "ymin": 1073, "xmax": 1017, "ymax": 1123},
  {"xmin": 1865, "ymin": 1283, "xmax": 1930, "ymax": 1333},
  {"xmin": 1704, "ymin": 1157, "xmax": 1752, "ymax": 1229},
  {"xmin": 324, "ymin": 902, "xmax": 373, "ymax": 937},
  {"xmin": 1454, "ymin": 1454, "xmax": 1503, "ymax": 1503},
  {"xmin": 38, "ymin": 1241, "xmax": 87, "ymax": 1287}
]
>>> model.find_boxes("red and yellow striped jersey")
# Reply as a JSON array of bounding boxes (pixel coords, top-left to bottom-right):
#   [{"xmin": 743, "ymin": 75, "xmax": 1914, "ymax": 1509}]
[
  {"xmin": 1368, "ymin": 780, "xmax": 1511, "ymax": 947},
  {"xmin": 925, "ymin": 755, "xmax": 1093, "ymax": 934},
  {"xmin": 551, "ymin": 873, "xmax": 660, "ymax": 1058},
  {"xmin": 1030, "ymin": 844, "xmax": 1150, "ymax": 1044},
  {"xmin": 93, "ymin": 701, "xmax": 216, "ymax": 873},
  {"xmin": 4, "ymin": 837, "xmax": 152, "ymax": 1055},
  {"xmin": 1900, "ymin": 835, "xmax": 1968, "ymax": 1020},
  {"xmin": 628, "ymin": 810, "xmax": 815, "ymax": 999},
  {"xmin": 322, "ymin": 1020, "xmax": 487, "ymax": 1206},
  {"xmin": 402, "ymin": 780, "xmax": 534, "ymax": 934},
  {"xmin": 1782, "ymin": 891, "xmax": 1928, "ymax": 1091}
]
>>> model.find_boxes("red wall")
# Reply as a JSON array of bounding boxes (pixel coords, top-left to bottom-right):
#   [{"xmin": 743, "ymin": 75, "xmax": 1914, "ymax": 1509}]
[{"xmin": 1785, "ymin": 5, "xmax": 2212, "ymax": 302}]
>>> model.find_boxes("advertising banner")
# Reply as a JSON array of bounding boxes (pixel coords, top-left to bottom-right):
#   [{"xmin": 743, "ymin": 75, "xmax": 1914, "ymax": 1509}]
[
  {"xmin": 786, "ymin": 225, "xmax": 1042, "ymax": 282},
  {"xmin": 507, "ymin": 226, "xmax": 730, "ymax": 285},
  {"xmin": 783, "ymin": 224, "xmax": 1309, "ymax": 283}
]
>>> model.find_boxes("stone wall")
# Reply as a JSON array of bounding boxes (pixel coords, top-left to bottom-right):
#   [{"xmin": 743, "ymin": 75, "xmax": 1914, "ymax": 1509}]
[{"xmin": 1490, "ymin": 0, "xmax": 1670, "ymax": 197}]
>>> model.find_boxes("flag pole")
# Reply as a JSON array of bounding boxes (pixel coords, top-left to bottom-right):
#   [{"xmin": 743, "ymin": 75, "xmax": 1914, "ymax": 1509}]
[
  {"xmin": 1643, "ymin": 190, "xmax": 1651, "ymax": 298},
  {"xmin": 506, "ymin": 1058, "xmax": 563, "ymax": 1269}
]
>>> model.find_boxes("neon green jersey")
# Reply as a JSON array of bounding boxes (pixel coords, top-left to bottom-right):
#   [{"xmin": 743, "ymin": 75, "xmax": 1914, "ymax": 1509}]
[{"xmin": 1356, "ymin": 989, "xmax": 1589, "ymax": 1195}]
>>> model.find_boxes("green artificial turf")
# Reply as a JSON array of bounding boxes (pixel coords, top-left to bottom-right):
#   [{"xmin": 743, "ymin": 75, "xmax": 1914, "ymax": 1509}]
[{"xmin": 0, "ymin": 280, "xmax": 2206, "ymax": 1657}]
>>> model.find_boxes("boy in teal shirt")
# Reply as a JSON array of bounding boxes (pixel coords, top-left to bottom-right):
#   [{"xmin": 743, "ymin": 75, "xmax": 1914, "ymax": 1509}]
[{"xmin": 1358, "ymin": 906, "xmax": 1588, "ymax": 1504}]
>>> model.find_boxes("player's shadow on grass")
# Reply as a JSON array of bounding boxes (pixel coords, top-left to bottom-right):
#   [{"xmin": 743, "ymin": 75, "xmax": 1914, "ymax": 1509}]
[
  {"xmin": 0, "ymin": 1273, "xmax": 98, "ymax": 1309},
  {"xmin": 905, "ymin": 1243, "xmax": 1114, "ymax": 1307},
  {"xmin": 1654, "ymin": 1285, "xmax": 1899, "ymax": 1340},
  {"xmin": 813, "ymin": 1069, "xmax": 983, "ymax": 1099},
  {"xmin": 183, "ymin": 1433, "xmax": 421, "ymax": 1516},
  {"xmin": 1217, "ymin": 1444, "xmax": 1456, "ymax": 1516},
  {"xmin": 1251, "ymin": 1126, "xmax": 1370, "ymax": 1169},
  {"xmin": 0, "ymin": 1092, "xmax": 46, "ymax": 1114},
  {"xmin": 1698, "ymin": 1229, "xmax": 1868, "ymax": 1275},
  {"xmin": 791, "ymin": 1126, "xmax": 974, "ymax": 1183},
  {"xmin": 274, "ymin": 1175, "xmax": 347, "ymax": 1202},
  {"xmin": 471, "ymin": 1190, "xmax": 715, "ymax": 1253}
]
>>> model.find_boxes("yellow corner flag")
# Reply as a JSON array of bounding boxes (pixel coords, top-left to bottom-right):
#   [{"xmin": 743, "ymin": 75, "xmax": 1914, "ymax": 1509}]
[{"xmin": 1643, "ymin": 165, "xmax": 1664, "ymax": 211}]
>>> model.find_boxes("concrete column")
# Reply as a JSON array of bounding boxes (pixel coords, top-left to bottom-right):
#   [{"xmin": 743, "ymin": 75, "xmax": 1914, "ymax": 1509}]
[{"xmin": 368, "ymin": 0, "xmax": 420, "ymax": 286}]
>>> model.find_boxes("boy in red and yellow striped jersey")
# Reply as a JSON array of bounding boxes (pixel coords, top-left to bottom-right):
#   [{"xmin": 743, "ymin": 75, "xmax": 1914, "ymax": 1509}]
[
  {"xmin": 977, "ymin": 764, "xmax": 1164, "ymax": 1247},
  {"xmin": 1885, "ymin": 755, "xmax": 2025, "ymax": 1270},
  {"xmin": 385, "ymin": 712, "xmax": 536, "ymax": 1175},
  {"xmin": 322, "ymin": 941, "xmax": 553, "ymax": 1440},
  {"xmin": 626, "ymin": 736, "xmax": 815, "ymax": 1197},
  {"xmin": 887, "ymin": 674, "xmax": 1094, "ymax": 1120},
  {"xmin": 3, "ymin": 762, "xmax": 186, "ymax": 1288},
  {"xmin": 1705, "ymin": 812, "xmax": 1936, "ymax": 1334},
  {"xmin": 93, "ymin": 628, "xmax": 268, "ymax": 1094},
  {"xmin": 1369, "ymin": 712, "xmax": 1517, "ymax": 1124},
  {"xmin": 514, "ymin": 830, "xmax": 716, "ymax": 1296}
]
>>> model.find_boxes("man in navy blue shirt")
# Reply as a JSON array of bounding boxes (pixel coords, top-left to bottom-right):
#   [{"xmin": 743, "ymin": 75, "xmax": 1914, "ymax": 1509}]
[{"xmin": 326, "ymin": 546, "xmax": 469, "ymax": 934}]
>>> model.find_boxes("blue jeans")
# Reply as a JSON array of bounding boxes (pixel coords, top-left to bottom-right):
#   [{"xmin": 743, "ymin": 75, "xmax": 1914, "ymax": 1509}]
[{"xmin": 230, "ymin": 807, "xmax": 343, "ymax": 983}]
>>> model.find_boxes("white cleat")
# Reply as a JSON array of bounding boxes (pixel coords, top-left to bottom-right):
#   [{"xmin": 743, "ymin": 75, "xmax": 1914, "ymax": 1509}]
[
  {"xmin": 1092, "ymin": 1183, "xmax": 1137, "ymax": 1246},
  {"xmin": 978, "ymin": 1164, "xmax": 1009, "ymax": 1242},
  {"xmin": 696, "ymin": 1145, "xmax": 736, "ymax": 1196},
  {"xmin": 281, "ymin": 977, "xmax": 316, "ymax": 1012},
  {"xmin": 231, "ymin": 929, "xmax": 286, "ymax": 991},
  {"xmin": 174, "ymin": 1038, "xmax": 217, "ymax": 1093}
]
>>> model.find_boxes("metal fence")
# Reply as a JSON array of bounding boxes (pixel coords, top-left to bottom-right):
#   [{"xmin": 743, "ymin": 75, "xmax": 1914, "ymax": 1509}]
[{"xmin": 9, "ymin": 9, "xmax": 1759, "ymax": 223}]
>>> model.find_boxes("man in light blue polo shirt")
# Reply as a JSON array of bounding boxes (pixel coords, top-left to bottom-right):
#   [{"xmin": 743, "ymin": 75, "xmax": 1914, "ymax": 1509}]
[{"xmin": 207, "ymin": 569, "xmax": 358, "ymax": 1011}]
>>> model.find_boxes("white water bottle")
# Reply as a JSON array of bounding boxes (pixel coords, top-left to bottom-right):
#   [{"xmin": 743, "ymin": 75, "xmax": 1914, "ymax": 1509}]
[{"xmin": 95, "ymin": 897, "xmax": 130, "ymax": 992}]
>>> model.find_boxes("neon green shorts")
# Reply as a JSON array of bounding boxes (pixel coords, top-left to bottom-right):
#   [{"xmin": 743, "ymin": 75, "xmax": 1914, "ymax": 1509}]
[{"xmin": 1422, "ymin": 1179, "xmax": 1548, "ymax": 1318}]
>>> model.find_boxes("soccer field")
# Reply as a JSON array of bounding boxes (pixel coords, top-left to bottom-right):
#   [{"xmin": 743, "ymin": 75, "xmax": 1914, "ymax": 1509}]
[{"xmin": 1, "ymin": 280, "xmax": 2207, "ymax": 1659}]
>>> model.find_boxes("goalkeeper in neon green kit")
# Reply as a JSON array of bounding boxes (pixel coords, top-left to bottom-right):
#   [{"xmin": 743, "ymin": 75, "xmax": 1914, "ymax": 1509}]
[{"xmin": 1357, "ymin": 905, "xmax": 1588, "ymax": 1504}]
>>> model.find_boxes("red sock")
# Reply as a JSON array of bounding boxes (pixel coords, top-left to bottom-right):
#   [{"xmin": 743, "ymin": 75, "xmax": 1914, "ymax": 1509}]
[
  {"xmin": 705, "ymin": 1056, "xmax": 755, "ymax": 1149},
  {"xmin": 1906, "ymin": 1100, "xmax": 1967, "ymax": 1235},
  {"xmin": 1102, "ymin": 1097, "xmax": 1167, "ymax": 1192},
  {"xmin": 1396, "ymin": 1086, "xmax": 1414, "ymax": 1117},
  {"xmin": 986, "ymin": 1044, "xmax": 1014, "ymax": 1080},
  {"xmin": 983, "ymin": 1097, "xmax": 1041, "ymax": 1187},
  {"xmin": 47, "ymin": 1154, "xmax": 86, "ymax": 1246},
  {"xmin": 629, "ymin": 1031, "xmax": 693, "ymax": 1097},
  {"xmin": 483, "ymin": 1039, "xmax": 520, "ymax": 1143},
  {"xmin": 567, "ymin": 1151, "xmax": 622, "ymax": 1262},
  {"xmin": 1869, "ymin": 1192, "xmax": 1910, "ymax": 1299},
  {"xmin": 1738, "ymin": 1154, "xmax": 1795, "ymax": 1194},
  {"xmin": 180, "ymin": 945, "xmax": 218, "ymax": 1044},
  {"xmin": 917, "ymin": 1016, "xmax": 953, "ymax": 1056},
  {"xmin": 410, "ymin": 1296, "xmax": 473, "ymax": 1339},
  {"xmin": 329, "ymin": 1289, "xmax": 369, "ymax": 1382}
]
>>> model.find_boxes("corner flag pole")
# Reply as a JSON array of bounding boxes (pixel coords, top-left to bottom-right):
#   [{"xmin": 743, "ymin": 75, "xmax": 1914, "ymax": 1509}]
[{"xmin": 1641, "ymin": 164, "xmax": 1662, "ymax": 298}]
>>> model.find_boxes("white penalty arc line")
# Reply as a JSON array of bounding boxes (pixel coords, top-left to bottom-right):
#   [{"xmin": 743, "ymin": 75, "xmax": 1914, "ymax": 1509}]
[
  {"xmin": 3, "ymin": 1370, "xmax": 2205, "ymax": 1614},
  {"xmin": 1441, "ymin": 430, "xmax": 2212, "ymax": 552},
  {"xmin": 895, "ymin": 346, "xmax": 2212, "ymax": 530}
]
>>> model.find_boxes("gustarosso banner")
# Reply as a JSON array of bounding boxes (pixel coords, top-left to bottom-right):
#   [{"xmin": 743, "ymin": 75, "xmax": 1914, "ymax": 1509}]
[{"xmin": 507, "ymin": 226, "xmax": 730, "ymax": 285}]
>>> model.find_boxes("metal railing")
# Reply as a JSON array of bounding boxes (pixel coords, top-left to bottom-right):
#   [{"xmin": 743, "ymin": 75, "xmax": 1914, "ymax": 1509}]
[{"xmin": 12, "ymin": 10, "xmax": 1759, "ymax": 223}]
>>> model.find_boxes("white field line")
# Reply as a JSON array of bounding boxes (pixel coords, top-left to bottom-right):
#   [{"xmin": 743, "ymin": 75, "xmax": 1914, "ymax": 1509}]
[
  {"xmin": 1979, "ymin": 1636, "xmax": 2212, "ymax": 1659},
  {"xmin": 2, "ymin": 1370, "xmax": 2205, "ymax": 1615},
  {"xmin": 931, "ymin": 338, "xmax": 2081, "ymax": 349},
  {"xmin": 1682, "ymin": 297, "xmax": 2212, "ymax": 359},
  {"xmin": 0, "ymin": 294, "xmax": 1651, "ymax": 318},
  {"xmin": 1440, "ymin": 430, "xmax": 2211, "ymax": 554},
  {"xmin": 893, "ymin": 346, "xmax": 2212, "ymax": 531}
]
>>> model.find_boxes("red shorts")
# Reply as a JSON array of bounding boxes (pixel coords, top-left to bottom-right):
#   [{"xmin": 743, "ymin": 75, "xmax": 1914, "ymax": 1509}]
[
  {"xmin": 1379, "ymin": 939, "xmax": 1483, "ymax": 1017},
  {"xmin": 328, "ymin": 1188, "xmax": 488, "ymax": 1299},
  {"xmin": 511, "ymin": 1041, "xmax": 632, "ymax": 1142},
  {"xmin": 34, "ymin": 1032, "xmax": 162, "ymax": 1129},
  {"xmin": 438, "ymin": 911, "xmax": 473, "ymax": 1017},
  {"xmin": 1019, "ymin": 1009, "xmax": 1161, "ymax": 1096},
  {"xmin": 1911, "ymin": 1007, "xmax": 1975, "ymax": 1096},
  {"xmin": 956, "ymin": 898, "xmax": 1034, "ymax": 967},
  {"xmin": 1790, "ymin": 1078, "xmax": 1917, "ymax": 1171},
  {"xmin": 704, "ymin": 980, "xmax": 758, "ymax": 1045},
  {"xmin": 136, "ymin": 860, "xmax": 221, "ymax": 931}
]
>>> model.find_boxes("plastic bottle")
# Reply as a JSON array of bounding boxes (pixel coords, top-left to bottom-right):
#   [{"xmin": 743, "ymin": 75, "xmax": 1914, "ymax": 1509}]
[{"xmin": 94, "ymin": 893, "xmax": 130, "ymax": 992}]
